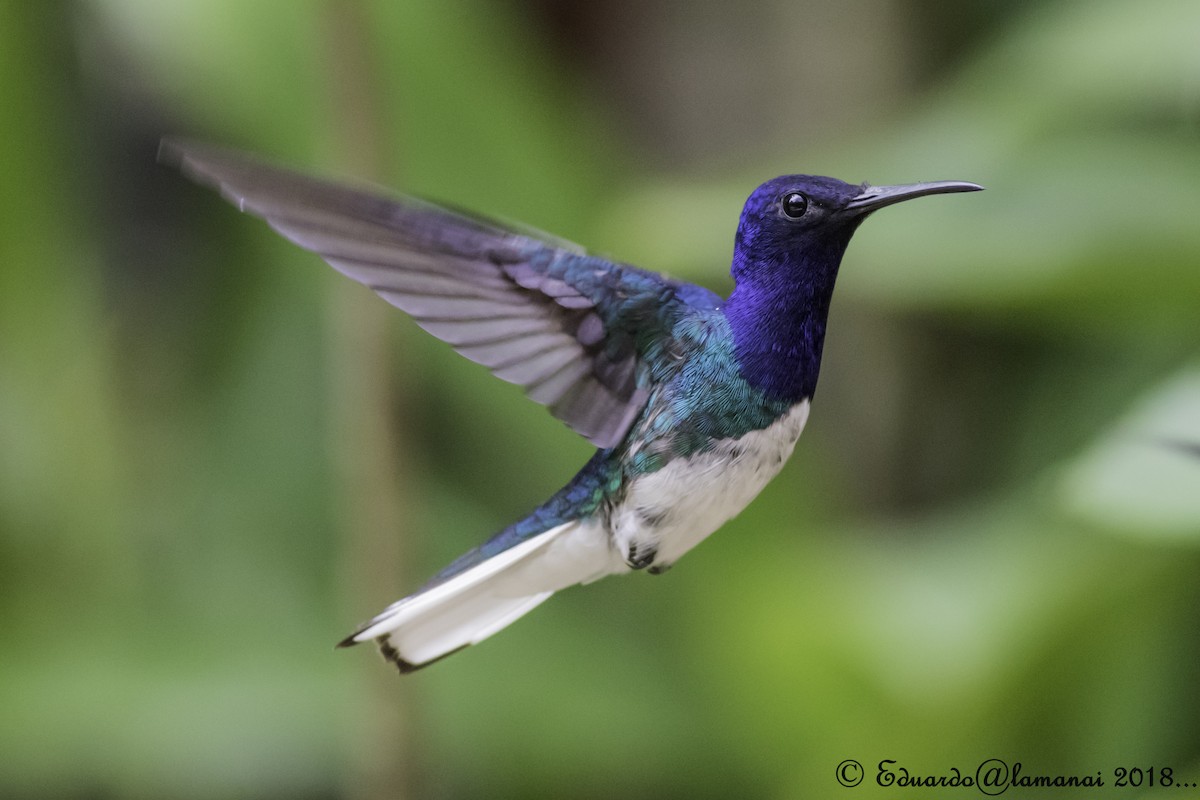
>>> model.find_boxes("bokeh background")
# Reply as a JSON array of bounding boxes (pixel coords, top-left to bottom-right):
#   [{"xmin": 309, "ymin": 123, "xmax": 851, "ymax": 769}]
[{"xmin": 3, "ymin": 1, "xmax": 1200, "ymax": 798}]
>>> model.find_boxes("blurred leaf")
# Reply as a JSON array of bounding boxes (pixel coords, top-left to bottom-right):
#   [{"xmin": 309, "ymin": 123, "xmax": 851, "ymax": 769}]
[
  {"xmin": 1061, "ymin": 365, "xmax": 1200, "ymax": 539},
  {"xmin": 94, "ymin": 0, "xmax": 325, "ymax": 152},
  {"xmin": 0, "ymin": 3, "xmax": 131, "ymax": 619}
]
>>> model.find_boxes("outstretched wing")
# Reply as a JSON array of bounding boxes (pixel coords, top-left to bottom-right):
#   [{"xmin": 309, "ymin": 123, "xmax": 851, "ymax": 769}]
[{"xmin": 163, "ymin": 140, "xmax": 707, "ymax": 448}]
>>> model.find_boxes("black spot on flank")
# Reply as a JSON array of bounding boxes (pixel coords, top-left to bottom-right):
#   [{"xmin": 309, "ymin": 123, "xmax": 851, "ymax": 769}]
[{"xmin": 626, "ymin": 543, "xmax": 657, "ymax": 570}]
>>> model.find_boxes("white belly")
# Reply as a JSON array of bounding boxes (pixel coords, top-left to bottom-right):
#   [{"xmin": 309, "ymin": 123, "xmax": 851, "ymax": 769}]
[
  {"xmin": 349, "ymin": 400, "xmax": 811, "ymax": 669},
  {"xmin": 610, "ymin": 400, "xmax": 810, "ymax": 569}
]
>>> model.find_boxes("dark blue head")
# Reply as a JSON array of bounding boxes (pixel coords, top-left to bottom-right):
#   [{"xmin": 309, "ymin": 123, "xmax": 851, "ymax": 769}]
[
  {"xmin": 732, "ymin": 175, "xmax": 865, "ymax": 281},
  {"xmin": 725, "ymin": 174, "xmax": 981, "ymax": 401}
]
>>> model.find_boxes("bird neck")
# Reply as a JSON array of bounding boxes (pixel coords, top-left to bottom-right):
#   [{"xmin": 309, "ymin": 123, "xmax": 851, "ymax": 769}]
[{"xmin": 722, "ymin": 243, "xmax": 847, "ymax": 403}]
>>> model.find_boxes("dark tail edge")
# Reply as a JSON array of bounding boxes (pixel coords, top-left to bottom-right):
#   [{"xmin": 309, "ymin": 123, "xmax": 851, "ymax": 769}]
[
  {"xmin": 378, "ymin": 638, "xmax": 470, "ymax": 675},
  {"xmin": 335, "ymin": 632, "xmax": 362, "ymax": 649},
  {"xmin": 335, "ymin": 630, "xmax": 470, "ymax": 675}
]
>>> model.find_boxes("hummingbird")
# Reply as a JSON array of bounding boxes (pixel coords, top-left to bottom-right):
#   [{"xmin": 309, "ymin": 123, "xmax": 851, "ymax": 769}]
[{"xmin": 162, "ymin": 140, "xmax": 981, "ymax": 673}]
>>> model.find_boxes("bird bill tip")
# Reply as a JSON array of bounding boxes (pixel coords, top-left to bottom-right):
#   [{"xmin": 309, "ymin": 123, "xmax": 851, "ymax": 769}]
[{"xmin": 848, "ymin": 179, "xmax": 984, "ymax": 212}]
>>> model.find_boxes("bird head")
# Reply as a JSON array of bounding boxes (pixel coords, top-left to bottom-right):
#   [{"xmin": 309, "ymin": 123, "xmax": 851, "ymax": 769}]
[
  {"xmin": 724, "ymin": 173, "xmax": 981, "ymax": 400},
  {"xmin": 731, "ymin": 174, "xmax": 982, "ymax": 285}
]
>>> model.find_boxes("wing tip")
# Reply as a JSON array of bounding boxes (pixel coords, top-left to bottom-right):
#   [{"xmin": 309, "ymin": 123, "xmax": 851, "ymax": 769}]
[
  {"xmin": 156, "ymin": 137, "xmax": 231, "ymax": 197},
  {"xmin": 157, "ymin": 136, "xmax": 215, "ymax": 174},
  {"xmin": 157, "ymin": 136, "xmax": 182, "ymax": 167}
]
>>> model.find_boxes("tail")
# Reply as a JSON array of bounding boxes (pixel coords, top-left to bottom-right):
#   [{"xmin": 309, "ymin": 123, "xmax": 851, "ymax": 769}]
[{"xmin": 337, "ymin": 520, "xmax": 616, "ymax": 672}]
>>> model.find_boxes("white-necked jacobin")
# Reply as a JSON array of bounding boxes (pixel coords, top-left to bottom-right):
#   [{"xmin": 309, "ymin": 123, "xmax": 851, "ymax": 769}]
[{"xmin": 162, "ymin": 140, "xmax": 981, "ymax": 673}]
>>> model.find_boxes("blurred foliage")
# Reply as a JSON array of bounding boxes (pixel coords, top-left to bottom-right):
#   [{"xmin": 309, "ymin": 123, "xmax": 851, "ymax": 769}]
[{"xmin": 1, "ymin": 0, "xmax": 1198, "ymax": 798}]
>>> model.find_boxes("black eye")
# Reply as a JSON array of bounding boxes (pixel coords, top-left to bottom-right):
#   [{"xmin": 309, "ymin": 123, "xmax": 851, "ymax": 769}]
[{"xmin": 781, "ymin": 192, "xmax": 809, "ymax": 219}]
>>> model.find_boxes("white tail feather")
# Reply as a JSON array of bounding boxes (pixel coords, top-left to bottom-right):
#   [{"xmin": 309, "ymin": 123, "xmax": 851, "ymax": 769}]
[{"xmin": 341, "ymin": 520, "xmax": 618, "ymax": 671}]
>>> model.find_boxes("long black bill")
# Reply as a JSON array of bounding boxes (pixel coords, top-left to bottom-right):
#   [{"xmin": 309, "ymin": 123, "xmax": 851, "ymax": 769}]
[{"xmin": 846, "ymin": 180, "xmax": 983, "ymax": 215}]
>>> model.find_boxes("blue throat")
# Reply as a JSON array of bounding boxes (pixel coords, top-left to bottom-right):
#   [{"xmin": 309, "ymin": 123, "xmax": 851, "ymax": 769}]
[{"xmin": 722, "ymin": 237, "xmax": 850, "ymax": 403}]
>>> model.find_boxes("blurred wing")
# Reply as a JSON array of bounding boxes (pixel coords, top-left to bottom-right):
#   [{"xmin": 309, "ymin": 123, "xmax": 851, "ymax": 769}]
[{"xmin": 162, "ymin": 140, "xmax": 689, "ymax": 448}]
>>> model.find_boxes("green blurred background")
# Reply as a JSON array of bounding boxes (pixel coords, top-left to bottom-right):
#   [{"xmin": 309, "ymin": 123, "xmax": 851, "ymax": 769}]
[{"xmin": 3, "ymin": 1, "xmax": 1200, "ymax": 798}]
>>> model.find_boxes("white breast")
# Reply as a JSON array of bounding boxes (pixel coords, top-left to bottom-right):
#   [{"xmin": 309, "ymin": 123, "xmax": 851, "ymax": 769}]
[{"xmin": 611, "ymin": 400, "xmax": 811, "ymax": 568}]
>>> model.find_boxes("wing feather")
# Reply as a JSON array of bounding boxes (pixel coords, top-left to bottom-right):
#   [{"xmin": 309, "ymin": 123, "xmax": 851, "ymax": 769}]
[{"xmin": 162, "ymin": 140, "xmax": 692, "ymax": 447}]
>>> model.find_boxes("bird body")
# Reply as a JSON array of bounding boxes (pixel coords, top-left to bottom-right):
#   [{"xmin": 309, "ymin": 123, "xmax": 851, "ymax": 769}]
[{"xmin": 163, "ymin": 141, "xmax": 980, "ymax": 672}]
